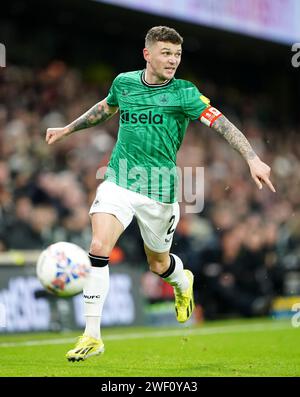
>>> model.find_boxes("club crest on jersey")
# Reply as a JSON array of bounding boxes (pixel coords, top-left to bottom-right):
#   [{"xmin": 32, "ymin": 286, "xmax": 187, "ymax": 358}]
[
  {"xmin": 159, "ymin": 94, "xmax": 168, "ymax": 104},
  {"xmin": 120, "ymin": 110, "xmax": 163, "ymax": 125}
]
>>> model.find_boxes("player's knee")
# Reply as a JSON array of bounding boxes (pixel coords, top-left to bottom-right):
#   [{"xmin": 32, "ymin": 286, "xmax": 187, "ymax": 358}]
[
  {"xmin": 90, "ymin": 238, "xmax": 112, "ymax": 257},
  {"xmin": 148, "ymin": 258, "xmax": 169, "ymax": 275}
]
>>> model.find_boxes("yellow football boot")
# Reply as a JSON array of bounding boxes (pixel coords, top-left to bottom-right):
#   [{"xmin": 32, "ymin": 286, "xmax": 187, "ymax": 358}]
[
  {"xmin": 174, "ymin": 270, "xmax": 195, "ymax": 323},
  {"xmin": 66, "ymin": 335, "xmax": 104, "ymax": 362}
]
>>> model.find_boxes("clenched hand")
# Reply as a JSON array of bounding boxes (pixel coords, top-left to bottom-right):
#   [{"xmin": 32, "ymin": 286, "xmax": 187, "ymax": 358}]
[{"xmin": 46, "ymin": 127, "xmax": 69, "ymax": 145}]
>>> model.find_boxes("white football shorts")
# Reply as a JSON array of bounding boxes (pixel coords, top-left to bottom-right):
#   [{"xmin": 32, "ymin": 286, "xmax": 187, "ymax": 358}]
[{"xmin": 89, "ymin": 181, "xmax": 179, "ymax": 253}]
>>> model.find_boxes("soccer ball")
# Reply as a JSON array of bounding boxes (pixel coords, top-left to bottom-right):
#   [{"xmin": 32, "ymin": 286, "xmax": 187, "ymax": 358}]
[{"xmin": 36, "ymin": 242, "xmax": 91, "ymax": 297}]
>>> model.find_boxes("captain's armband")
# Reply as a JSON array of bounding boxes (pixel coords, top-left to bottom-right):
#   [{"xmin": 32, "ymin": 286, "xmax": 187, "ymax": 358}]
[{"xmin": 199, "ymin": 106, "xmax": 222, "ymax": 127}]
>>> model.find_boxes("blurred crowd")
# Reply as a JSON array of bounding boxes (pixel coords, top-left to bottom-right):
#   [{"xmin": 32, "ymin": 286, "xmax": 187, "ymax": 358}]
[{"xmin": 0, "ymin": 61, "xmax": 300, "ymax": 319}]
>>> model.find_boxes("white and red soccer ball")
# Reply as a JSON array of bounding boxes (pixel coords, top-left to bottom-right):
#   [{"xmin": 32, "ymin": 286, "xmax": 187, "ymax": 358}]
[{"xmin": 36, "ymin": 242, "xmax": 91, "ymax": 297}]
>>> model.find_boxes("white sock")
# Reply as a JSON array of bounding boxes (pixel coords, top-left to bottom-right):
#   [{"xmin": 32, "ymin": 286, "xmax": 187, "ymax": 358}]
[
  {"xmin": 161, "ymin": 254, "xmax": 189, "ymax": 292},
  {"xmin": 83, "ymin": 265, "xmax": 109, "ymax": 340}
]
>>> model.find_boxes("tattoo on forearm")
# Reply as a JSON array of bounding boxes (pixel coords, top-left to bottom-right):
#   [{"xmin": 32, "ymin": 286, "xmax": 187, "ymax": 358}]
[
  {"xmin": 67, "ymin": 103, "xmax": 113, "ymax": 133},
  {"xmin": 211, "ymin": 115, "xmax": 256, "ymax": 161}
]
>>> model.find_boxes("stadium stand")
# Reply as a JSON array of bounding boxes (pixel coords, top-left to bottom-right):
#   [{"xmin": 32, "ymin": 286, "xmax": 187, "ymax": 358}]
[{"xmin": 1, "ymin": 0, "xmax": 299, "ymax": 320}]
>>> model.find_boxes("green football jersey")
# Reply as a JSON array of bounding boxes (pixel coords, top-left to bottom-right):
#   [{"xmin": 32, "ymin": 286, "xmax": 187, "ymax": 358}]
[{"xmin": 105, "ymin": 70, "xmax": 210, "ymax": 203}]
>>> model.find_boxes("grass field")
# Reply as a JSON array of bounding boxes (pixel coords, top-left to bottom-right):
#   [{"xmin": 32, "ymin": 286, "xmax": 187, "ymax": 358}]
[{"xmin": 0, "ymin": 318, "xmax": 299, "ymax": 377}]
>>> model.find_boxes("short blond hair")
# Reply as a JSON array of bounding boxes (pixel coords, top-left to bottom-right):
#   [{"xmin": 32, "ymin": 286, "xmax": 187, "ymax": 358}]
[{"xmin": 145, "ymin": 26, "xmax": 183, "ymax": 47}]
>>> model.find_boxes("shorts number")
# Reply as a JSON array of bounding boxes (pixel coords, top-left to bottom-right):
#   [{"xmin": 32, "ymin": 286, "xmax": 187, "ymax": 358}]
[{"xmin": 167, "ymin": 215, "xmax": 176, "ymax": 235}]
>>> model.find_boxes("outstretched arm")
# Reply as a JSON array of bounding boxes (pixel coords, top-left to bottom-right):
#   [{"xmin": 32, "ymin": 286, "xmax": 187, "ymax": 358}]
[
  {"xmin": 46, "ymin": 98, "xmax": 118, "ymax": 145},
  {"xmin": 200, "ymin": 107, "xmax": 275, "ymax": 192},
  {"xmin": 211, "ymin": 115, "xmax": 256, "ymax": 161}
]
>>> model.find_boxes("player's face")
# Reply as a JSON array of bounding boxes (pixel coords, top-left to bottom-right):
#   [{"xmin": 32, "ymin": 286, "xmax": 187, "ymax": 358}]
[{"xmin": 145, "ymin": 41, "xmax": 182, "ymax": 82}]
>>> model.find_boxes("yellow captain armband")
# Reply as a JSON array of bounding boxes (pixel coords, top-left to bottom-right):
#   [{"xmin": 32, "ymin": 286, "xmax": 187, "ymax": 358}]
[{"xmin": 199, "ymin": 95, "xmax": 210, "ymax": 105}]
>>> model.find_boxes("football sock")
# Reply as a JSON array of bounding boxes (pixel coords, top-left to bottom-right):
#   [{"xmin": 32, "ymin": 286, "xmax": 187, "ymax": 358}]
[
  {"xmin": 160, "ymin": 253, "xmax": 189, "ymax": 292},
  {"xmin": 83, "ymin": 253, "xmax": 109, "ymax": 340}
]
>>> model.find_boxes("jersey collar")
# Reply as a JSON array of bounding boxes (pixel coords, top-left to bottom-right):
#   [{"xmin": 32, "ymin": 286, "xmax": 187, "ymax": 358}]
[{"xmin": 141, "ymin": 70, "xmax": 173, "ymax": 88}]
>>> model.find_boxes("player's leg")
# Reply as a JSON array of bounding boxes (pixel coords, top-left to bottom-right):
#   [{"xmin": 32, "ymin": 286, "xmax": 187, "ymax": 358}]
[
  {"xmin": 144, "ymin": 245, "xmax": 194, "ymax": 323},
  {"xmin": 143, "ymin": 245, "xmax": 186, "ymax": 287},
  {"xmin": 66, "ymin": 181, "xmax": 134, "ymax": 361},
  {"xmin": 136, "ymin": 198, "xmax": 194, "ymax": 323},
  {"xmin": 84, "ymin": 212, "xmax": 124, "ymax": 339},
  {"xmin": 66, "ymin": 212, "xmax": 124, "ymax": 362}
]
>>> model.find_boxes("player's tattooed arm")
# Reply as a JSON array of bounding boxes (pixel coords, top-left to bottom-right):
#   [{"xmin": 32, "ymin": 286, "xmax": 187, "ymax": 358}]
[
  {"xmin": 65, "ymin": 99, "xmax": 118, "ymax": 134},
  {"xmin": 211, "ymin": 115, "xmax": 256, "ymax": 161},
  {"xmin": 208, "ymin": 113, "xmax": 275, "ymax": 192},
  {"xmin": 46, "ymin": 99, "xmax": 118, "ymax": 144}
]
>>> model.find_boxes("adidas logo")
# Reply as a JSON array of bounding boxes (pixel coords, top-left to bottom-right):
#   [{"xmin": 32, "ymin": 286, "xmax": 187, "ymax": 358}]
[{"xmin": 186, "ymin": 299, "xmax": 194, "ymax": 318}]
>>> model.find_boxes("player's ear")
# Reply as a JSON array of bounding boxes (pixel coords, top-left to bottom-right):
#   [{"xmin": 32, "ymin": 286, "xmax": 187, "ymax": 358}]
[{"xmin": 143, "ymin": 47, "xmax": 150, "ymax": 63}]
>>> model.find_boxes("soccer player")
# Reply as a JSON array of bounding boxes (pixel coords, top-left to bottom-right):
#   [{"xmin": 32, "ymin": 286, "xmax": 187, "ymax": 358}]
[{"xmin": 46, "ymin": 26, "xmax": 275, "ymax": 361}]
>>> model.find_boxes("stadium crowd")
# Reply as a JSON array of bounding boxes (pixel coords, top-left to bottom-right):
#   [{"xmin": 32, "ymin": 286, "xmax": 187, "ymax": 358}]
[{"xmin": 0, "ymin": 61, "xmax": 299, "ymax": 319}]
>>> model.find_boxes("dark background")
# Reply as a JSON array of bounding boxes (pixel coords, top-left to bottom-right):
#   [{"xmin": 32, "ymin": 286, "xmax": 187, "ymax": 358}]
[
  {"xmin": 1, "ymin": 0, "xmax": 300, "ymax": 321},
  {"xmin": 1, "ymin": 0, "xmax": 299, "ymax": 126}
]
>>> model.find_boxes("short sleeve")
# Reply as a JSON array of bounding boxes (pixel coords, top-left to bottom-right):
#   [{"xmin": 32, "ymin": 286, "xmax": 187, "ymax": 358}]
[
  {"xmin": 181, "ymin": 84, "xmax": 210, "ymax": 120},
  {"xmin": 106, "ymin": 76, "xmax": 120, "ymax": 107}
]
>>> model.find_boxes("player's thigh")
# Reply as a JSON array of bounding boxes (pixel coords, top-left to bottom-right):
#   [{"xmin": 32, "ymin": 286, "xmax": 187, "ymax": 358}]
[
  {"xmin": 90, "ymin": 181, "xmax": 135, "ymax": 229},
  {"xmin": 90, "ymin": 212, "xmax": 125, "ymax": 256},
  {"xmin": 89, "ymin": 181, "xmax": 134, "ymax": 256},
  {"xmin": 136, "ymin": 200, "xmax": 180, "ymax": 254}
]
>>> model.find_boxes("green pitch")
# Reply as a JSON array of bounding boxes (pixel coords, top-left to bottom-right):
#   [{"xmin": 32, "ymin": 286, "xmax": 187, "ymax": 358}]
[{"xmin": 0, "ymin": 318, "xmax": 299, "ymax": 377}]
